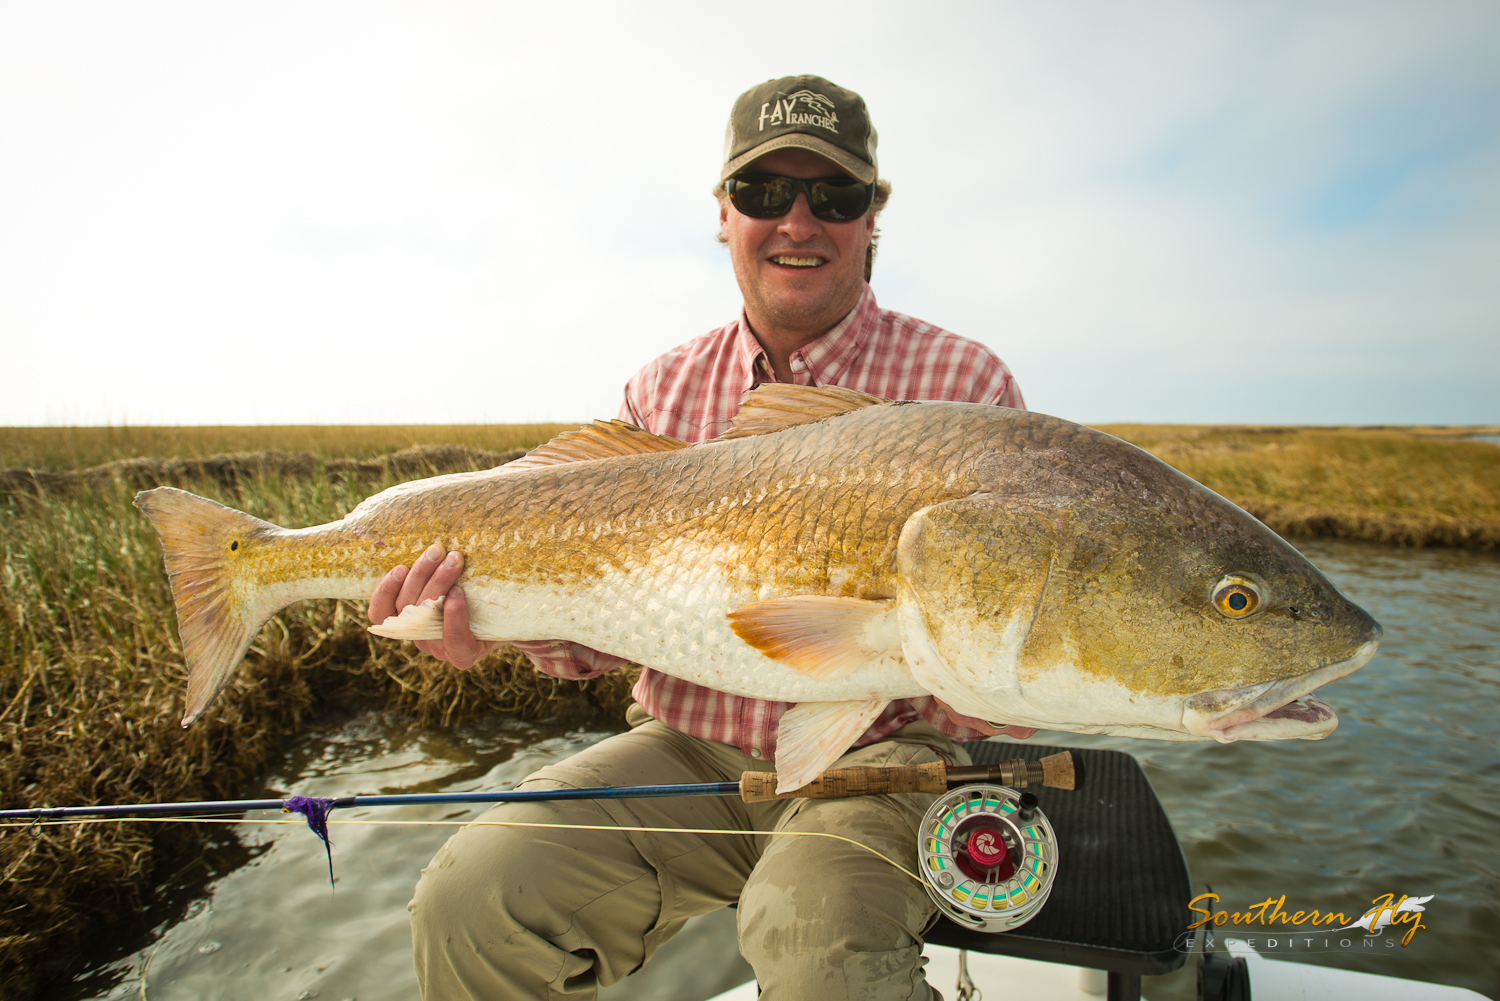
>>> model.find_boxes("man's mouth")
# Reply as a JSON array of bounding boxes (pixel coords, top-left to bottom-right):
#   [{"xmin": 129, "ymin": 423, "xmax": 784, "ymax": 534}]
[{"xmin": 769, "ymin": 255, "xmax": 825, "ymax": 268}]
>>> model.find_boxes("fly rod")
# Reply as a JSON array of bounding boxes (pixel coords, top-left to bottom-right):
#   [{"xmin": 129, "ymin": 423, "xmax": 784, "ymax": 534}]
[
  {"xmin": 0, "ymin": 752, "xmax": 1077, "ymax": 826},
  {"xmin": 2, "ymin": 753, "xmax": 1079, "ymax": 895}
]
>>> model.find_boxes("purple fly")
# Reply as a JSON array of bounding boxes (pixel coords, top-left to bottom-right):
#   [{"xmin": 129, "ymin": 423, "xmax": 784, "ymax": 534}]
[{"xmin": 282, "ymin": 796, "xmax": 338, "ymax": 889}]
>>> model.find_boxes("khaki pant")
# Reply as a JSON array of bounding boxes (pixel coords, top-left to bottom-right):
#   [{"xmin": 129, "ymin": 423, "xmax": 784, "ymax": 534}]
[{"xmin": 408, "ymin": 706, "xmax": 970, "ymax": 1000}]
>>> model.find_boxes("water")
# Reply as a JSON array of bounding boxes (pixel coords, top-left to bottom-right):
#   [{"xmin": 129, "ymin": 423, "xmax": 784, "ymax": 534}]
[{"xmin": 68, "ymin": 539, "xmax": 1500, "ymax": 1000}]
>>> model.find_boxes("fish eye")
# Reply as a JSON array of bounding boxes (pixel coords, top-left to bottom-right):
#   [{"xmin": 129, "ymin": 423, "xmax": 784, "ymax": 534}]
[{"xmin": 1212, "ymin": 576, "xmax": 1261, "ymax": 618}]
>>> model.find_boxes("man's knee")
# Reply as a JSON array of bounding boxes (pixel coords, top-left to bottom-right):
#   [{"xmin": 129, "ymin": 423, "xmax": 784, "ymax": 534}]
[
  {"xmin": 412, "ymin": 808, "xmax": 639, "ymax": 939},
  {"xmin": 409, "ymin": 821, "xmax": 551, "ymax": 962}
]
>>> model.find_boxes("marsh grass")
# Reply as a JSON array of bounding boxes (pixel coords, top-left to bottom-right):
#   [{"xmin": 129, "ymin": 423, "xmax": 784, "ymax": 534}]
[
  {"xmin": 0, "ymin": 450, "xmax": 635, "ymax": 999},
  {"xmin": 0, "ymin": 423, "xmax": 577, "ymax": 471},
  {"xmin": 1098, "ymin": 424, "xmax": 1500, "ymax": 549}
]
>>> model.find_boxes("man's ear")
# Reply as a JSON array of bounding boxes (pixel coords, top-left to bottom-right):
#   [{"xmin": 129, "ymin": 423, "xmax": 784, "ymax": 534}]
[
  {"xmin": 862, "ymin": 209, "xmax": 879, "ymax": 281},
  {"xmin": 719, "ymin": 199, "xmax": 730, "ymax": 241}
]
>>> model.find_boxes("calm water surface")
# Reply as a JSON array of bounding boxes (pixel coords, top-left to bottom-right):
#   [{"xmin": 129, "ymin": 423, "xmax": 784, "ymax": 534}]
[{"xmin": 70, "ymin": 539, "xmax": 1500, "ymax": 1000}]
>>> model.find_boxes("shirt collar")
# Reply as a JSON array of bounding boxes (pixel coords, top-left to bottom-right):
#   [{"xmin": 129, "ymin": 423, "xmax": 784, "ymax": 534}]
[{"xmin": 733, "ymin": 283, "xmax": 880, "ymax": 387}]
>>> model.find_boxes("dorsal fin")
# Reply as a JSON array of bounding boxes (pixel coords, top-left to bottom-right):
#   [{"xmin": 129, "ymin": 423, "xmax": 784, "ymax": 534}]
[
  {"xmin": 504, "ymin": 420, "xmax": 690, "ymax": 471},
  {"xmin": 716, "ymin": 384, "xmax": 890, "ymax": 440}
]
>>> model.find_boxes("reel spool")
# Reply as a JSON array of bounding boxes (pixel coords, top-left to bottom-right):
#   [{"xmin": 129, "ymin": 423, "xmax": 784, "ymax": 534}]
[{"xmin": 917, "ymin": 783, "xmax": 1058, "ymax": 933}]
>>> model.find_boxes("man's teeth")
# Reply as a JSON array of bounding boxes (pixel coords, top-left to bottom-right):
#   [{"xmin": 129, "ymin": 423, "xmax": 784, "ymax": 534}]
[{"xmin": 771, "ymin": 256, "xmax": 823, "ymax": 267}]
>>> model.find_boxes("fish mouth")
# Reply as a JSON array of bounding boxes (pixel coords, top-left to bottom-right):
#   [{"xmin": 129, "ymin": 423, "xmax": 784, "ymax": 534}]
[{"xmin": 1180, "ymin": 638, "xmax": 1379, "ymax": 743}]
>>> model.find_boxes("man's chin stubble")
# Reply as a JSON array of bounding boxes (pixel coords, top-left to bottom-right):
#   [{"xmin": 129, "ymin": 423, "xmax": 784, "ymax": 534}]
[
  {"xmin": 750, "ymin": 291, "xmax": 847, "ymax": 336},
  {"xmin": 741, "ymin": 270, "xmax": 862, "ymax": 336}
]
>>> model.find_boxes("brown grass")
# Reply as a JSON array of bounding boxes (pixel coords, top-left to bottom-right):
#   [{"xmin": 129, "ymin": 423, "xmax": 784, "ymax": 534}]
[
  {"xmin": 0, "ymin": 445, "xmax": 526, "ymax": 501},
  {"xmin": 0, "ymin": 423, "xmax": 578, "ymax": 472},
  {"xmin": 1096, "ymin": 424, "xmax": 1500, "ymax": 550}
]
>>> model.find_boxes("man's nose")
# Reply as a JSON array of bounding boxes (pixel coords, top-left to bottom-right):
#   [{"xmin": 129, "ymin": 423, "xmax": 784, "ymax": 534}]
[{"xmin": 775, "ymin": 193, "xmax": 823, "ymax": 242}]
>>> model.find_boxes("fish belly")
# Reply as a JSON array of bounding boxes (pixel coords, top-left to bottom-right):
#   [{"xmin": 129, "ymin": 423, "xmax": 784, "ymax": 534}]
[{"xmin": 462, "ymin": 569, "xmax": 926, "ymax": 704}]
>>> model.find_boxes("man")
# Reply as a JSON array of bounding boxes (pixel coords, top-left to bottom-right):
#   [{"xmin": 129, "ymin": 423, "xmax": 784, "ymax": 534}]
[{"xmin": 371, "ymin": 75, "xmax": 1027, "ymax": 1000}]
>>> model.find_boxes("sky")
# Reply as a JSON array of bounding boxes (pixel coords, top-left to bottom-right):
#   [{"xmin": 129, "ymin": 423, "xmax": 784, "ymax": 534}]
[{"xmin": 1, "ymin": 1, "xmax": 1497, "ymax": 427}]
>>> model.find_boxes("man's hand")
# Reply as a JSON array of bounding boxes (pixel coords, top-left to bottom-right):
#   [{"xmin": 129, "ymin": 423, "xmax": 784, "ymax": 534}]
[{"xmin": 367, "ymin": 544, "xmax": 500, "ymax": 671}]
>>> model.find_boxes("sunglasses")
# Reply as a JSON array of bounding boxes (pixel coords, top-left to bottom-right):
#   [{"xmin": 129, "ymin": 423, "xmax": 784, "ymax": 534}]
[{"xmin": 725, "ymin": 173, "xmax": 875, "ymax": 222}]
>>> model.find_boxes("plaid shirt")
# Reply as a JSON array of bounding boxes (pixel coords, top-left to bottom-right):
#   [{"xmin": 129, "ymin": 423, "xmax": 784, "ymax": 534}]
[{"xmin": 514, "ymin": 284, "xmax": 1025, "ymax": 761}]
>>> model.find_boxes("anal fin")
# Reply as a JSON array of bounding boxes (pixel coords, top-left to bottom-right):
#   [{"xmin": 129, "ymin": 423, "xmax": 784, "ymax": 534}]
[
  {"xmin": 368, "ymin": 596, "xmax": 446, "ymax": 641},
  {"xmin": 773, "ymin": 700, "xmax": 889, "ymax": 794}
]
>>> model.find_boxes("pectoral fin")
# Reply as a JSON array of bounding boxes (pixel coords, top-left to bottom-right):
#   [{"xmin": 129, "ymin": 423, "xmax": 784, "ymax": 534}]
[
  {"xmin": 728, "ymin": 596, "xmax": 899, "ymax": 681},
  {"xmin": 368, "ymin": 596, "xmax": 446, "ymax": 641},
  {"xmin": 773, "ymin": 699, "xmax": 889, "ymax": 793}
]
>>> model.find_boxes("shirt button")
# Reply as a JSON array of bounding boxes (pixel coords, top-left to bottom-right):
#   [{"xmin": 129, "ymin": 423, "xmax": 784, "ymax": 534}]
[{"xmin": 749, "ymin": 748, "xmax": 763, "ymax": 758}]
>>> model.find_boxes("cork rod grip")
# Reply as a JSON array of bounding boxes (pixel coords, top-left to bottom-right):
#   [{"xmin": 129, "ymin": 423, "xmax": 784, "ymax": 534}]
[{"xmin": 739, "ymin": 762, "xmax": 949, "ymax": 803}]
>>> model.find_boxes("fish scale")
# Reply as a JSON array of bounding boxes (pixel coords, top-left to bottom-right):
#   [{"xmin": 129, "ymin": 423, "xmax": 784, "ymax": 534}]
[{"xmin": 135, "ymin": 385, "xmax": 1381, "ymax": 791}]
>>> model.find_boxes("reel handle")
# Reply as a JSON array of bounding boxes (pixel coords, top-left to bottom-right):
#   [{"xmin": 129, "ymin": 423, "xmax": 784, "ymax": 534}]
[
  {"xmin": 738, "ymin": 752, "xmax": 1077, "ymax": 803},
  {"xmin": 739, "ymin": 762, "xmax": 947, "ymax": 803}
]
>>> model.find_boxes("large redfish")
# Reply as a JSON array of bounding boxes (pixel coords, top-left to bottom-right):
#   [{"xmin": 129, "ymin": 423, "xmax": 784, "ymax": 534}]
[{"xmin": 136, "ymin": 385, "xmax": 1380, "ymax": 792}]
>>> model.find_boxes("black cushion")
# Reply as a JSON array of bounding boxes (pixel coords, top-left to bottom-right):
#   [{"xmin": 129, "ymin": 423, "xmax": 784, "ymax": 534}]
[{"xmin": 923, "ymin": 740, "xmax": 1192, "ymax": 975}]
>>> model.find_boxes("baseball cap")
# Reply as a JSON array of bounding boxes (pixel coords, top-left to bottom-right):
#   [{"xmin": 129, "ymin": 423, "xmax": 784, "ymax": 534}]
[{"xmin": 721, "ymin": 74, "xmax": 878, "ymax": 184}]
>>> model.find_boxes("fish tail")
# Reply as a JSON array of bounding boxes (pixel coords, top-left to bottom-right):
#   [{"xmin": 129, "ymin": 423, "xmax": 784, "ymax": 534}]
[{"xmin": 133, "ymin": 487, "xmax": 288, "ymax": 727}]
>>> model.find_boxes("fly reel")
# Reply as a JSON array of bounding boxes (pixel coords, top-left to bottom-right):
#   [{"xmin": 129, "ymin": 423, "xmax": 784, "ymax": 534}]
[{"xmin": 918, "ymin": 783, "xmax": 1058, "ymax": 932}]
